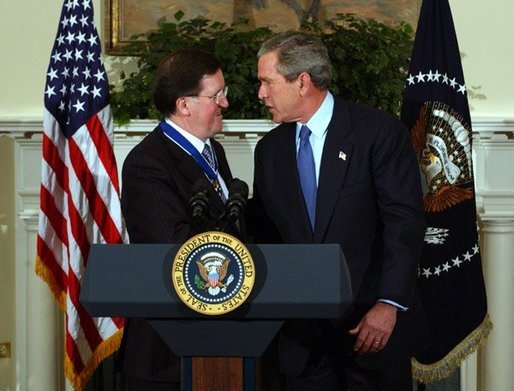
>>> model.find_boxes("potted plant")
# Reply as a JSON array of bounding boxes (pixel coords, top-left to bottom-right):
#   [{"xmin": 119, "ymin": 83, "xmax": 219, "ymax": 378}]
[{"xmin": 109, "ymin": 11, "xmax": 414, "ymax": 125}]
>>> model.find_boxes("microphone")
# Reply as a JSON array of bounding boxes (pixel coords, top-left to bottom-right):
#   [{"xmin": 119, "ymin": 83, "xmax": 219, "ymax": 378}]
[
  {"xmin": 217, "ymin": 179, "xmax": 249, "ymax": 235},
  {"xmin": 189, "ymin": 178, "xmax": 211, "ymax": 233},
  {"xmin": 226, "ymin": 179, "xmax": 249, "ymax": 221},
  {"xmin": 189, "ymin": 179, "xmax": 210, "ymax": 218}
]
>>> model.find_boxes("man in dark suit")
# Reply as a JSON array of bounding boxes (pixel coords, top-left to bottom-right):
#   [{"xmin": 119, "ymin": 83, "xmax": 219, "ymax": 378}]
[
  {"xmin": 250, "ymin": 32, "xmax": 427, "ymax": 390},
  {"xmin": 120, "ymin": 49, "xmax": 233, "ymax": 390}
]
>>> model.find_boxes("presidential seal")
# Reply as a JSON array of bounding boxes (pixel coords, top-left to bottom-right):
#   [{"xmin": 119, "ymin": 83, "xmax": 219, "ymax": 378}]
[
  {"xmin": 172, "ymin": 231, "xmax": 255, "ymax": 315},
  {"xmin": 412, "ymin": 101, "xmax": 474, "ymax": 213}
]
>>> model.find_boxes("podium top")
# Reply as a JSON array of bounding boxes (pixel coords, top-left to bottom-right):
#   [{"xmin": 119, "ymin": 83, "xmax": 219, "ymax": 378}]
[{"xmin": 80, "ymin": 243, "xmax": 352, "ymax": 320}]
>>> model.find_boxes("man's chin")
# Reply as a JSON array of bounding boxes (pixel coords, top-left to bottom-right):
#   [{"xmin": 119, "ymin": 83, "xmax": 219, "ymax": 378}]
[{"xmin": 270, "ymin": 113, "xmax": 282, "ymax": 123}]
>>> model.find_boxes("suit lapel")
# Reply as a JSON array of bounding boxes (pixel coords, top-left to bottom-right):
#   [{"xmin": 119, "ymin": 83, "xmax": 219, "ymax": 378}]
[
  {"xmin": 158, "ymin": 128, "xmax": 226, "ymax": 215},
  {"xmin": 313, "ymin": 99, "xmax": 354, "ymax": 242},
  {"xmin": 274, "ymin": 123, "xmax": 314, "ymax": 240}
]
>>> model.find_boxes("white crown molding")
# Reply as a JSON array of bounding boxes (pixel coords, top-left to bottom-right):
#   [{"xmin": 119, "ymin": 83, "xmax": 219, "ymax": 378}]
[
  {"xmin": 1, "ymin": 116, "xmax": 513, "ymax": 138},
  {"xmin": 0, "ymin": 118, "xmax": 276, "ymax": 138},
  {"xmin": 476, "ymin": 190, "xmax": 514, "ymax": 222},
  {"xmin": 471, "ymin": 116, "xmax": 514, "ymax": 132}
]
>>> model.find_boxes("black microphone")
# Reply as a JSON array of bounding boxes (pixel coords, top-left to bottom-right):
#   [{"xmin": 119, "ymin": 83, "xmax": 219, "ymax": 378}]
[
  {"xmin": 217, "ymin": 179, "xmax": 249, "ymax": 235},
  {"xmin": 226, "ymin": 179, "xmax": 249, "ymax": 221},
  {"xmin": 189, "ymin": 179, "xmax": 210, "ymax": 218},
  {"xmin": 189, "ymin": 178, "xmax": 211, "ymax": 231}
]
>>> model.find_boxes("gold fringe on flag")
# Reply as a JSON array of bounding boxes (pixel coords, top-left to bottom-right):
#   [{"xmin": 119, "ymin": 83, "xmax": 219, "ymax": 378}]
[
  {"xmin": 65, "ymin": 328, "xmax": 124, "ymax": 391},
  {"xmin": 34, "ymin": 255, "xmax": 67, "ymax": 311},
  {"xmin": 412, "ymin": 314, "xmax": 493, "ymax": 383},
  {"xmin": 36, "ymin": 254, "xmax": 125, "ymax": 390}
]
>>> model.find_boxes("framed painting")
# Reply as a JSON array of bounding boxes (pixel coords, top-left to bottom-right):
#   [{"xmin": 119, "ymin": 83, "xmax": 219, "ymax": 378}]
[{"xmin": 105, "ymin": 0, "xmax": 422, "ymax": 54}]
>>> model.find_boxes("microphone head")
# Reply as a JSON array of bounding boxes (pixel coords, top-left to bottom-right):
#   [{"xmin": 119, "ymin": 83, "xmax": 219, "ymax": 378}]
[
  {"xmin": 216, "ymin": 179, "xmax": 248, "ymax": 234},
  {"xmin": 189, "ymin": 178, "xmax": 211, "ymax": 218},
  {"xmin": 225, "ymin": 179, "xmax": 248, "ymax": 221},
  {"xmin": 191, "ymin": 177, "xmax": 211, "ymax": 197},
  {"xmin": 228, "ymin": 178, "xmax": 249, "ymax": 199}
]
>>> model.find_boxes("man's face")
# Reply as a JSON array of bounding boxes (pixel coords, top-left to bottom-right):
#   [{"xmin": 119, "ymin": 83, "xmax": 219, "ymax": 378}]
[
  {"xmin": 186, "ymin": 69, "xmax": 228, "ymax": 140},
  {"xmin": 257, "ymin": 51, "xmax": 301, "ymax": 124}
]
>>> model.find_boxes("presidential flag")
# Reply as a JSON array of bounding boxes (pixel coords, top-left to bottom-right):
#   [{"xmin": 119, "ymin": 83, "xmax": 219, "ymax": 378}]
[
  {"xmin": 35, "ymin": 0, "xmax": 126, "ymax": 389},
  {"xmin": 400, "ymin": 0, "xmax": 492, "ymax": 382}
]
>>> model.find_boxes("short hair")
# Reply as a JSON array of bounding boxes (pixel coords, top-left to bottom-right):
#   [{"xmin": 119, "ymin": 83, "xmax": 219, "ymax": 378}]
[
  {"xmin": 258, "ymin": 31, "xmax": 332, "ymax": 90},
  {"xmin": 153, "ymin": 49, "xmax": 222, "ymax": 116}
]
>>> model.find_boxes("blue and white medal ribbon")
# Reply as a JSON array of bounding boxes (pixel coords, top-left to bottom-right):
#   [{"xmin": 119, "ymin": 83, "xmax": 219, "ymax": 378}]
[{"xmin": 160, "ymin": 120, "xmax": 218, "ymax": 182}]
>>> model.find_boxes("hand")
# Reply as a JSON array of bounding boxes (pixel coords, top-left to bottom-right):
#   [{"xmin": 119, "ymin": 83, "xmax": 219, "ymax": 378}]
[{"xmin": 348, "ymin": 302, "xmax": 398, "ymax": 354}]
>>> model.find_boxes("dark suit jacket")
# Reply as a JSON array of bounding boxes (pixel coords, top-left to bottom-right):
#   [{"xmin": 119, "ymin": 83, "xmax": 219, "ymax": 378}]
[
  {"xmin": 250, "ymin": 96, "xmax": 427, "ymax": 375},
  {"xmin": 120, "ymin": 125, "xmax": 233, "ymax": 381}
]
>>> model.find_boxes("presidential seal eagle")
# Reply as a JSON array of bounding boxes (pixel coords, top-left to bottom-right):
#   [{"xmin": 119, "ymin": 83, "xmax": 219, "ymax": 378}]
[{"xmin": 196, "ymin": 252, "xmax": 231, "ymax": 290}]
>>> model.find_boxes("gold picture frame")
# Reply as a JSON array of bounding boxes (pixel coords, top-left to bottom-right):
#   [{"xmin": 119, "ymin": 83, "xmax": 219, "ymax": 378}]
[{"xmin": 105, "ymin": 0, "xmax": 421, "ymax": 55}]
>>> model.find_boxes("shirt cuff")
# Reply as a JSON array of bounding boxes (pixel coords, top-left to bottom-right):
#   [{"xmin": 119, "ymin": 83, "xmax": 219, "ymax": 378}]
[{"xmin": 377, "ymin": 299, "xmax": 409, "ymax": 312}]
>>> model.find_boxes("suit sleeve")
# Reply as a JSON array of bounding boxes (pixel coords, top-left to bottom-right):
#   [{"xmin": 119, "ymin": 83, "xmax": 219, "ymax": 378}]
[
  {"xmin": 246, "ymin": 139, "xmax": 282, "ymax": 244},
  {"xmin": 372, "ymin": 117, "xmax": 425, "ymax": 308},
  {"xmin": 121, "ymin": 148, "xmax": 192, "ymax": 244}
]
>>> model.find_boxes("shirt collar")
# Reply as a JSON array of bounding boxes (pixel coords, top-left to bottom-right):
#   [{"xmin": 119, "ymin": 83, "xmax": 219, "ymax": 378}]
[
  {"xmin": 164, "ymin": 117, "xmax": 211, "ymax": 153},
  {"xmin": 296, "ymin": 92, "xmax": 334, "ymax": 139}
]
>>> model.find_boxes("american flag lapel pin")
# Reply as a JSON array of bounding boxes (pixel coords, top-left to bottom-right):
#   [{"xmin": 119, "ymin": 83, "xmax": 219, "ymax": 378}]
[{"xmin": 338, "ymin": 151, "xmax": 347, "ymax": 161}]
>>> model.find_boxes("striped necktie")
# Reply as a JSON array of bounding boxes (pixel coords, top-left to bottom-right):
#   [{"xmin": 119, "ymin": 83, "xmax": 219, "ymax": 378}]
[{"xmin": 202, "ymin": 144, "xmax": 226, "ymax": 202}]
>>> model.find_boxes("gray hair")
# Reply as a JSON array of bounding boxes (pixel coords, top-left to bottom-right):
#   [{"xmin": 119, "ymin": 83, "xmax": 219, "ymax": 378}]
[{"xmin": 258, "ymin": 31, "xmax": 332, "ymax": 90}]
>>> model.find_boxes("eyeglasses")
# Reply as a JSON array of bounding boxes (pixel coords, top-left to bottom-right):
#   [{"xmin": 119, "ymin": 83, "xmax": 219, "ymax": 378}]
[{"xmin": 187, "ymin": 87, "xmax": 228, "ymax": 105}]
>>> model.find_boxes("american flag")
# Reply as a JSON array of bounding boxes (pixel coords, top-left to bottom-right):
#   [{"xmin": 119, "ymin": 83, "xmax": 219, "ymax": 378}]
[{"xmin": 35, "ymin": 0, "xmax": 126, "ymax": 389}]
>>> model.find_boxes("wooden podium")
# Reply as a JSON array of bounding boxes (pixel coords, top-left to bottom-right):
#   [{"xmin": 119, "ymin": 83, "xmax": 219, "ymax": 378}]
[{"xmin": 80, "ymin": 243, "xmax": 352, "ymax": 390}]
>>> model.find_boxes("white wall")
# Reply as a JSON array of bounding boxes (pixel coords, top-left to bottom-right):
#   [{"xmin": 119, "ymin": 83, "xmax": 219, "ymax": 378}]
[
  {"xmin": 1, "ymin": 0, "xmax": 65, "ymax": 120},
  {"xmin": 0, "ymin": 137, "xmax": 15, "ymax": 389},
  {"xmin": 451, "ymin": 0, "xmax": 514, "ymax": 117},
  {"xmin": 0, "ymin": 1, "xmax": 513, "ymax": 120}
]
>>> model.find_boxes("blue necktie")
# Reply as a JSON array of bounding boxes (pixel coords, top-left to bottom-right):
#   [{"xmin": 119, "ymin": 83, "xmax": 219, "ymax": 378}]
[
  {"xmin": 297, "ymin": 125, "xmax": 317, "ymax": 229},
  {"xmin": 202, "ymin": 144, "xmax": 226, "ymax": 202}
]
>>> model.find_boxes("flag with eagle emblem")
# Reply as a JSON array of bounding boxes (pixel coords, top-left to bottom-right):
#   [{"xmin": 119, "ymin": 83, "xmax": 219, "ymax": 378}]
[{"xmin": 400, "ymin": 0, "xmax": 492, "ymax": 383}]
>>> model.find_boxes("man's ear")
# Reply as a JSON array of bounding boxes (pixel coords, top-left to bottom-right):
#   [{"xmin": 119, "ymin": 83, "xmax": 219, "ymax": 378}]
[
  {"xmin": 298, "ymin": 72, "xmax": 311, "ymax": 96},
  {"xmin": 175, "ymin": 97, "xmax": 190, "ymax": 115}
]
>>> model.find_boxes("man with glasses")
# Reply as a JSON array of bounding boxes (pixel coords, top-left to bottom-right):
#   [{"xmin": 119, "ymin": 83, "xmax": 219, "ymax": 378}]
[{"xmin": 120, "ymin": 49, "xmax": 232, "ymax": 390}]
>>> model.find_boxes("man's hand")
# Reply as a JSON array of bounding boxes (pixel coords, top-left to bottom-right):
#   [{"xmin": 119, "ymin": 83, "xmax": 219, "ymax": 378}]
[{"xmin": 348, "ymin": 302, "xmax": 398, "ymax": 354}]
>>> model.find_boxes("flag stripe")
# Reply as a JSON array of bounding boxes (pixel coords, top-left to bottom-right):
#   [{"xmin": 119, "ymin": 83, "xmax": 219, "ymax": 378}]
[
  {"xmin": 110, "ymin": 316, "xmax": 125, "ymax": 330},
  {"xmin": 66, "ymin": 181, "xmax": 92, "ymax": 267},
  {"xmin": 39, "ymin": 184, "xmax": 69, "ymax": 247},
  {"xmin": 86, "ymin": 113, "xmax": 120, "ymax": 194},
  {"xmin": 67, "ymin": 268, "xmax": 103, "ymax": 348},
  {"xmin": 66, "ymin": 320, "xmax": 86, "ymax": 373},
  {"xmin": 42, "ymin": 131, "xmax": 69, "ymax": 195},
  {"xmin": 68, "ymin": 134, "xmax": 124, "ymax": 245}
]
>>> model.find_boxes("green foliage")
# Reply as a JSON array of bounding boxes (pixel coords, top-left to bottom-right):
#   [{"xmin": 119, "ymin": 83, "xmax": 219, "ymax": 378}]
[
  {"xmin": 195, "ymin": 274, "xmax": 204, "ymax": 290},
  {"xmin": 109, "ymin": 11, "xmax": 413, "ymax": 125},
  {"xmin": 313, "ymin": 14, "xmax": 414, "ymax": 115}
]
